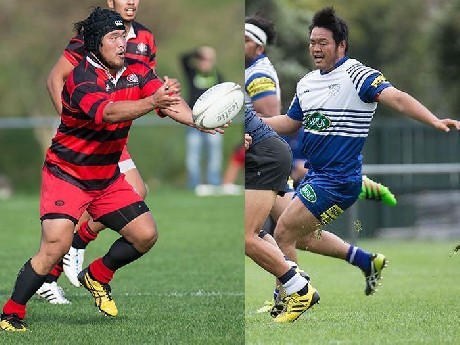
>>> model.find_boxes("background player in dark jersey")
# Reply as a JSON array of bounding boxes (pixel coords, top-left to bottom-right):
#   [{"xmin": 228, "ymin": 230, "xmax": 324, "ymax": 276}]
[
  {"xmin": 0, "ymin": 7, "xmax": 223, "ymax": 332},
  {"xmin": 245, "ymin": 107, "xmax": 320, "ymax": 323},
  {"xmin": 180, "ymin": 46, "xmax": 224, "ymax": 194},
  {"xmin": 42, "ymin": 0, "xmax": 161, "ymax": 301}
]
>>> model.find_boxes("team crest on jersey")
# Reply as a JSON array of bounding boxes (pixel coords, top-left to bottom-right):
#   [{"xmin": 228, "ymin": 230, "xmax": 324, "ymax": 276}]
[
  {"xmin": 136, "ymin": 43, "xmax": 148, "ymax": 54},
  {"xmin": 303, "ymin": 112, "xmax": 331, "ymax": 131},
  {"xmin": 127, "ymin": 74, "xmax": 139, "ymax": 83},
  {"xmin": 328, "ymin": 83, "xmax": 340, "ymax": 97},
  {"xmin": 300, "ymin": 184, "xmax": 317, "ymax": 203}
]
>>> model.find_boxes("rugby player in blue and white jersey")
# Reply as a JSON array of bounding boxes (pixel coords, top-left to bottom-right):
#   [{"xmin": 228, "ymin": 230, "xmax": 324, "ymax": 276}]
[
  {"xmin": 263, "ymin": 7, "xmax": 460, "ymax": 312},
  {"xmin": 245, "ymin": 16, "xmax": 394, "ymax": 314}
]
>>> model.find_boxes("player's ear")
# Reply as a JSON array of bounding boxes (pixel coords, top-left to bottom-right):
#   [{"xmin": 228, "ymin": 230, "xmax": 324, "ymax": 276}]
[
  {"xmin": 338, "ymin": 40, "xmax": 347, "ymax": 54},
  {"xmin": 107, "ymin": 0, "xmax": 114, "ymax": 10}
]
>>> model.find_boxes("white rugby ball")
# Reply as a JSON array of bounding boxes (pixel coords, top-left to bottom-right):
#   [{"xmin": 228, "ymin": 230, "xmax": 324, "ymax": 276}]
[{"xmin": 192, "ymin": 82, "xmax": 244, "ymax": 129}]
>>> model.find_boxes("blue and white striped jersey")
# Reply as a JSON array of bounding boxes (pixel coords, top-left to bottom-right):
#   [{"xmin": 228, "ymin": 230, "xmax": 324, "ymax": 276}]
[
  {"xmin": 245, "ymin": 54, "xmax": 281, "ymax": 111},
  {"xmin": 287, "ymin": 56, "xmax": 391, "ymax": 178}
]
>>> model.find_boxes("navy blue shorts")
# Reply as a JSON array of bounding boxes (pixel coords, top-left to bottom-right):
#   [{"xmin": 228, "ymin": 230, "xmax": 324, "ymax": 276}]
[{"xmin": 295, "ymin": 173, "xmax": 361, "ymax": 225}]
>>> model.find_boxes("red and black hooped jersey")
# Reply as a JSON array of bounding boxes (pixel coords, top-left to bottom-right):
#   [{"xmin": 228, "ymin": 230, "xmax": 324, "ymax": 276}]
[
  {"xmin": 45, "ymin": 57, "xmax": 162, "ymax": 191},
  {"xmin": 64, "ymin": 21, "xmax": 156, "ymax": 69}
]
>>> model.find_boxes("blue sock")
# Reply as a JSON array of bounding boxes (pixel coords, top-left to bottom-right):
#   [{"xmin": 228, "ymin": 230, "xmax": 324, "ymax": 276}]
[
  {"xmin": 274, "ymin": 288, "xmax": 279, "ymax": 301},
  {"xmin": 346, "ymin": 245, "xmax": 372, "ymax": 274}
]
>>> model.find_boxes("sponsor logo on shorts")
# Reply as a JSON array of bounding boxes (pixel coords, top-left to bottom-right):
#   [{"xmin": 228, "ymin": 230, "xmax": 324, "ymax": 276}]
[
  {"xmin": 320, "ymin": 204, "xmax": 343, "ymax": 225},
  {"xmin": 300, "ymin": 184, "xmax": 317, "ymax": 203},
  {"xmin": 303, "ymin": 112, "xmax": 331, "ymax": 131},
  {"xmin": 54, "ymin": 200, "xmax": 65, "ymax": 206}
]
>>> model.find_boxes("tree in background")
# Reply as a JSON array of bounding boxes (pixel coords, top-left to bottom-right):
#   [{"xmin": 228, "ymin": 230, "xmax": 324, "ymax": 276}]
[{"xmin": 432, "ymin": 0, "xmax": 460, "ymax": 114}]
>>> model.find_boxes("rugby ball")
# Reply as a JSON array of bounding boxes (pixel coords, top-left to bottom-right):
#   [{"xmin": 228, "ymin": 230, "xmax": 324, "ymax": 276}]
[{"xmin": 192, "ymin": 82, "xmax": 244, "ymax": 129}]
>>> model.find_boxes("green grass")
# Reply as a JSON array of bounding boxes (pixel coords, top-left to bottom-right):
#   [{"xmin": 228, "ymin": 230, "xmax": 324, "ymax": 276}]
[
  {"xmin": 246, "ymin": 240, "xmax": 460, "ymax": 345},
  {"xmin": 0, "ymin": 189, "xmax": 244, "ymax": 344}
]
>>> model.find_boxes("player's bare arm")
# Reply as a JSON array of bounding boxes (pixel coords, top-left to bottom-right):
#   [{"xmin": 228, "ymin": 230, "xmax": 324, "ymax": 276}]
[
  {"xmin": 263, "ymin": 114, "xmax": 302, "ymax": 135},
  {"xmin": 102, "ymin": 82, "xmax": 181, "ymax": 123},
  {"xmin": 47, "ymin": 55, "xmax": 75, "ymax": 114},
  {"xmin": 378, "ymin": 86, "xmax": 460, "ymax": 132},
  {"xmin": 253, "ymin": 94, "xmax": 281, "ymax": 117}
]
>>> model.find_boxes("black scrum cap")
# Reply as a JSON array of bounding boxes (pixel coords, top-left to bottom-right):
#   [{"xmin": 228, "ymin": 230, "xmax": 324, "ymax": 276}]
[{"xmin": 82, "ymin": 7, "xmax": 125, "ymax": 52}]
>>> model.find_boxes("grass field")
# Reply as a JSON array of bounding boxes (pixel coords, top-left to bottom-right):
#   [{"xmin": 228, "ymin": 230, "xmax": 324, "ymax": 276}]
[
  {"xmin": 246, "ymin": 239, "xmax": 460, "ymax": 344},
  {"xmin": 0, "ymin": 189, "xmax": 244, "ymax": 344}
]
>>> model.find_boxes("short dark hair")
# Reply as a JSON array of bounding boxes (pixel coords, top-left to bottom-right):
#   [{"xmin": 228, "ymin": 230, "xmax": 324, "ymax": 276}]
[
  {"xmin": 309, "ymin": 7, "xmax": 349, "ymax": 53},
  {"xmin": 245, "ymin": 14, "xmax": 277, "ymax": 46}
]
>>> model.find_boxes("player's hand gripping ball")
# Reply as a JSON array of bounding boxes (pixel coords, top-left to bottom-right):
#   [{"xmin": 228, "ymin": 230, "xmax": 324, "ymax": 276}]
[{"xmin": 192, "ymin": 82, "xmax": 244, "ymax": 129}]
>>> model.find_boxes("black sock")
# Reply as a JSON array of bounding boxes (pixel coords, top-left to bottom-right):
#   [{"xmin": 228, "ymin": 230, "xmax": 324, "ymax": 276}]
[
  {"xmin": 102, "ymin": 237, "xmax": 144, "ymax": 271},
  {"xmin": 11, "ymin": 259, "xmax": 47, "ymax": 305}
]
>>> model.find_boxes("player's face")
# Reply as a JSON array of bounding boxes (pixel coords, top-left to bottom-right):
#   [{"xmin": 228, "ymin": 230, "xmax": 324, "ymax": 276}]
[
  {"xmin": 107, "ymin": 0, "xmax": 139, "ymax": 23},
  {"xmin": 245, "ymin": 36, "xmax": 263, "ymax": 64},
  {"xmin": 100, "ymin": 30, "xmax": 127, "ymax": 71},
  {"xmin": 309, "ymin": 27, "xmax": 345, "ymax": 72}
]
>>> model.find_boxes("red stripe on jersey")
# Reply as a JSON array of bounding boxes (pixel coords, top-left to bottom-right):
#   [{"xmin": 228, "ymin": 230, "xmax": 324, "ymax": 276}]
[
  {"xmin": 52, "ymin": 132, "xmax": 126, "ymax": 155},
  {"xmin": 63, "ymin": 36, "xmax": 85, "ymax": 67},
  {"xmin": 46, "ymin": 150, "xmax": 119, "ymax": 181},
  {"xmin": 48, "ymin": 56, "xmax": 163, "ymax": 190}
]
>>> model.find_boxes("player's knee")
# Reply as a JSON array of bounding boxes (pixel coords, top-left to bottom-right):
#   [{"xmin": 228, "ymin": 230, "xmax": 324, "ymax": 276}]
[
  {"xmin": 244, "ymin": 234, "xmax": 257, "ymax": 257},
  {"xmin": 134, "ymin": 226, "xmax": 158, "ymax": 253}
]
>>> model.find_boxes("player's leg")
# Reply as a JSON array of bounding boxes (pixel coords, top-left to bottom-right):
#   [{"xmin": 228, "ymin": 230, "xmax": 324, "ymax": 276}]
[
  {"xmin": 36, "ymin": 259, "xmax": 70, "ymax": 304},
  {"xmin": 359, "ymin": 175, "xmax": 397, "ymax": 206},
  {"xmin": 245, "ymin": 190, "xmax": 292, "ymax": 277},
  {"xmin": 186, "ymin": 128, "xmax": 202, "ymax": 190},
  {"xmin": 296, "ymin": 231, "xmax": 387, "ymax": 295},
  {"xmin": 63, "ymin": 148, "xmax": 147, "ymax": 287},
  {"xmin": 270, "ymin": 185, "xmax": 387, "ymax": 295},
  {"xmin": 246, "ymin": 136, "xmax": 319, "ymax": 323},
  {"xmin": 77, "ymin": 176, "xmax": 156, "ymax": 317},
  {"xmin": 206, "ymin": 131, "xmax": 222, "ymax": 186},
  {"xmin": 1, "ymin": 167, "xmax": 83, "ymax": 331},
  {"xmin": 222, "ymin": 144, "xmax": 244, "ymax": 195}
]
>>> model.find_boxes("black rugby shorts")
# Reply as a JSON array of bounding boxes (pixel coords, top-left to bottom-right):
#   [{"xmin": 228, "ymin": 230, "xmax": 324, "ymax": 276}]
[{"xmin": 245, "ymin": 136, "xmax": 292, "ymax": 195}]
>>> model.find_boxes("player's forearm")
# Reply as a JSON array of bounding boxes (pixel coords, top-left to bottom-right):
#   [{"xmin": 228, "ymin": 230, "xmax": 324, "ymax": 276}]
[
  {"xmin": 263, "ymin": 115, "xmax": 300, "ymax": 134},
  {"xmin": 161, "ymin": 98, "xmax": 194, "ymax": 126},
  {"xmin": 380, "ymin": 88, "xmax": 439, "ymax": 127},
  {"xmin": 102, "ymin": 98, "xmax": 155, "ymax": 123},
  {"xmin": 397, "ymin": 92, "xmax": 440, "ymax": 127}
]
